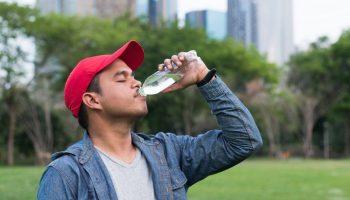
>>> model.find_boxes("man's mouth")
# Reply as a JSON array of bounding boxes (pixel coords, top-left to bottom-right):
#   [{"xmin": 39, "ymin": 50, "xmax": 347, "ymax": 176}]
[
  {"xmin": 134, "ymin": 89, "xmax": 140, "ymax": 97},
  {"xmin": 135, "ymin": 95, "xmax": 146, "ymax": 101},
  {"xmin": 134, "ymin": 89, "xmax": 146, "ymax": 100}
]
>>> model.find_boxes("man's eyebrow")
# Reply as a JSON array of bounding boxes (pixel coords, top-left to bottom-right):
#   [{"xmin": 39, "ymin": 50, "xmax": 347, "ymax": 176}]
[{"xmin": 113, "ymin": 68, "xmax": 131, "ymax": 78}]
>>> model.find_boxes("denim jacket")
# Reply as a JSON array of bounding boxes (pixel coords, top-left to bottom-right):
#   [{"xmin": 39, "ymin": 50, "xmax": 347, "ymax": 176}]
[{"xmin": 37, "ymin": 76, "xmax": 263, "ymax": 200}]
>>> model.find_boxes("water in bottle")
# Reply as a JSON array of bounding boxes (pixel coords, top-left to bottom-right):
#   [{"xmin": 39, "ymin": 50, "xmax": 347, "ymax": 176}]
[{"xmin": 138, "ymin": 50, "xmax": 200, "ymax": 96}]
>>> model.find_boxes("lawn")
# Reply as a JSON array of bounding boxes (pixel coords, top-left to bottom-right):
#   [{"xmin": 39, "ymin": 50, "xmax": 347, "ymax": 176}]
[
  {"xmin": 188, "ymin": 159, "xmax": 350, "ymax": 200},
  {"xmin": 0, "ymin": 159, "xmax": 349, "ymax": 200},
  {"xmin": 0, "ymin": 166, "xmax": 43, "ymax": 199}
]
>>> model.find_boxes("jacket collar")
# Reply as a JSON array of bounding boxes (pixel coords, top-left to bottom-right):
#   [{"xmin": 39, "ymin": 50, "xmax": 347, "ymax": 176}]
[
  {"xmin": 78, "ymin": 131, "xmax": 94, "ymax": 164},
  {"xmin": 78, "ymin": 130, "xmax": 143, "ymax": 164},
  {"xmin": 52, "ymin": 130, "xmax": 145, "ymax": 162}
]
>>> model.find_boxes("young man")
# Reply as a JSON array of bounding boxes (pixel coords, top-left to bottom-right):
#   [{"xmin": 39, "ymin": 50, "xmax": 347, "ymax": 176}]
[{"xmin": 37, "ymin": 40, "xmax": 263, "ymax": 200}]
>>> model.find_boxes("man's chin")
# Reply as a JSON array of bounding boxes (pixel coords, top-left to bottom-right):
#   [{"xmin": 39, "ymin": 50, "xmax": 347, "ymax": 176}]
[
  {"xmin": 106, "ymin": 108, "xmax": 148, "ymax": 120},
  {"xmin": 133, "ymin": 109, "xmax": 148, "ymax": 119}
]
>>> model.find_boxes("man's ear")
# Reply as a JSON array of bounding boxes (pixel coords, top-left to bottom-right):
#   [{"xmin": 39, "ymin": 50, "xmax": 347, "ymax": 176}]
[{"xmin": 82, "ymin": 92, "xmax": 102, "ymax": 110}]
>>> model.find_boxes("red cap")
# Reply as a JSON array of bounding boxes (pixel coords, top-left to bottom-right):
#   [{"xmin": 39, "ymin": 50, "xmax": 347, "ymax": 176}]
[{"xmin": 64, "ymin": 40, "xmax": 144, "ymax": 118}]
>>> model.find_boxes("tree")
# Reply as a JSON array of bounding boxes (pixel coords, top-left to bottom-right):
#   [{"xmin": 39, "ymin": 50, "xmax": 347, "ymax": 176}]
[
  {"xmin": 0, "ymin": 2, "xmax": 36, "ymax": 165},
  {"xmin": 327, "ymin": 30, "xmax": 350, "ymax": 157},
  {"xmin": 1, "ymin": 3, "xmax": 282, "ymax": 164},
  {"xmin": 28, "ymin": 15, "xmax": 279, "ymax": 135},
  {"xmin": 288, "ymin": 36, "xmax": 349, "ymax": 157},
  {"xmin": 246, "ymin": 87, "xmax": 299, "ymax": 157}
]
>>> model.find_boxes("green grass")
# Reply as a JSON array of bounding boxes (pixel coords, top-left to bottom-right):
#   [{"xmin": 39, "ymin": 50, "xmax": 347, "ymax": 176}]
[
  {"xmin": 0, "ymin": 160, "xmax": 349, "ymax": 200},
  {"xmin": 188, "ymin": 159, "xmax": 350, "ymax": 200},
  {"xmin": 0, "ymin": 166, "xmax": 44, "ymax": 200}
]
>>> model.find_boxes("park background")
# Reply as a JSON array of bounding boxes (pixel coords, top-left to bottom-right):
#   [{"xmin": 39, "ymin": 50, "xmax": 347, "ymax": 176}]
[{"xmin": 0, "ymin": 0, "xmax": 349, "ymax": 199}]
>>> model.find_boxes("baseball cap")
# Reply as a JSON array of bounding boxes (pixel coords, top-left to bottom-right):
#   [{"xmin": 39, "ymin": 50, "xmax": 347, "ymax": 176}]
[{"xmin": 64, "ymin": 40, "xmax": 144, "ymax": 118}]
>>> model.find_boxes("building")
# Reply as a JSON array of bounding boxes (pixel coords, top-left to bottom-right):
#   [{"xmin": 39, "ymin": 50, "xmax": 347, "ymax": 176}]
[
  {"xmin": 94, "ymin": 0, "xmax": 136, "ymax": 18},
  {"xmin": 149, "ymin": 0, "xmax": 177, "ymax": 26},
  {"xmin": 227, "ymin": 0, "xmax": 258, "ymax": 47},
  {"xmin": 256, "ymin": 0, "xmax": 294, "ymax": 65},
  {"xmin": 185, "ymin": 10, "xmax": 227, "ymax": 40},
  {"xmin": 36, "ymin": 0, "xmax": 98, "ymax": 16},
  {"xmin": 36, "ymin": 0, "xmax": 177, "ymax": 26},
  {"xmin": 136, "ymin": 0, "xmax": 149, "ymax": 17},
  {"xmin": 36, "ymin": 0, "xmax": 61, "ymax": 14},
  {"xmin": 36, "ymin": 0, "xmax": 136, "ymax": 18}
]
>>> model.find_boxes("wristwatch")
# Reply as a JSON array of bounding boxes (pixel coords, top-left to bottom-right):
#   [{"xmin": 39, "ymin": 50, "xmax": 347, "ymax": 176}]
[{"xmin": 196, "ymin": 68, "xmax": 217, "ymax": 87}]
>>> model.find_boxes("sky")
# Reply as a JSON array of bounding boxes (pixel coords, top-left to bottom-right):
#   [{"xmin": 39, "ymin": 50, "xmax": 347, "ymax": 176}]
[
  {"xmin": 3, "ymin": 0, "xmax": 350, "ymax": 48},
  {"xmin": 178, "ymin": 0, "xmax": 350, "ymax": 49}
]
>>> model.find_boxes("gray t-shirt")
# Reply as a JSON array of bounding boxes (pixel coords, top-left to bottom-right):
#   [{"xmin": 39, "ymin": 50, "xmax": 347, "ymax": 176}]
[{"xmin": 95, "ymin": 146, "xmax": 156, "ymax": 200}]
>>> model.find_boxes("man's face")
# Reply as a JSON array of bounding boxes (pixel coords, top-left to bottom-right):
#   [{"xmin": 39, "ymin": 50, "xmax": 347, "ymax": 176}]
[{"xmin": 96, "ymin": 59, "xmax": 148, "ymax": 119}]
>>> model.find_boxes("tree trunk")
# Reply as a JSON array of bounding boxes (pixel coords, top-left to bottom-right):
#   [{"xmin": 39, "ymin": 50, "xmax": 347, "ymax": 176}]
[
  {"xmin": 301, "ymin": 97, "xmax": 318, "ymax": 158},
  {"xmin": 31, "ymin": 141, "xmax": 51, "ymax": 165},
  {"xmin": 345, "ymin": 121, "xmax": 350, "ymax": 157},
  {"xmin": 43, "ymin": 78, "xmax": 54, "ymax": 151},
  {"xmin": 6, "ymin": 109, "xmax": 16, "ymax": 166},
  {"xmin": 303, "ymin": 113, "xmax": 314, "ymax": 158},
  {"xmin": 18, "ymin": 96, "xmax": 54, "ymax": 166},
  {"xmin": 323, "ymin": 122, "xmax": 330, "ymax": 159},
  {"xmin": 266, "ymin": 131, "xmax": 279, "ymax": 157},
  {"xmin": 262, "ymin": 111, "xmax": 281, "ymax": 157}
]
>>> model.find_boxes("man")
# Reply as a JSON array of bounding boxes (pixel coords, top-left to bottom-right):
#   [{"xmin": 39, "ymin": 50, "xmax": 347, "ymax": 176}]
[{"xmin": 37, "ymin": 40, "xmax": 263, "ymax": 200}]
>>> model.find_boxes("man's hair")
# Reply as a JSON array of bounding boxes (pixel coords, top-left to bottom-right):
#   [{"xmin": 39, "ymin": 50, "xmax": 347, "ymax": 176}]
[{"xmin": 78, "ymin": 73, "xmax": 102, "ymax": 130}]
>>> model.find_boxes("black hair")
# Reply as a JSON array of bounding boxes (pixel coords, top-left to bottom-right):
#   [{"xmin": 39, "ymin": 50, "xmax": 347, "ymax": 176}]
[{"xmin": 78, "ymin": 73, "xmax": 101, "ymax": 130}]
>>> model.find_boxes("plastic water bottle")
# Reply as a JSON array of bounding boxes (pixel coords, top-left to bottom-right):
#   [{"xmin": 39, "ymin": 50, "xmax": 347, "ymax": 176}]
[{"xmin": 138, "ymin": 50, "xmax": 200, "ymax": 96}]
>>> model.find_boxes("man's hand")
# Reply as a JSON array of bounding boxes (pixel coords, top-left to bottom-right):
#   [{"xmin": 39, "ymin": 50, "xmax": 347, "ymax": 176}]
[{"xmin": 158, "ymin": 52, "xmax": 210, "ymax": 93}]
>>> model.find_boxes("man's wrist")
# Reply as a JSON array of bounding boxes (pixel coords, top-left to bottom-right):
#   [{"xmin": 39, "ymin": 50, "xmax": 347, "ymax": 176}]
[
  {"xmin": 196, "ymin": 68, "xmax": 217, "ymax": 87},
  {"xmin": 197, "ymin": 68, "xmax": 210, "ymax": 83}
]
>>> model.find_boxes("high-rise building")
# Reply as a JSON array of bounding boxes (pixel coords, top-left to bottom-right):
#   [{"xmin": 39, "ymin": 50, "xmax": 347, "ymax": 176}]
[
  {"xmin": 149, "ymin": 0, "xmax": 177, "ymax": 26},
  {"xmin": 162, "ymin": 0, "xmax": 177, "ymax": 23},
  {"xmin": 136, "ymin": 0, "xmax": 149, "ymax": 17},
  {"xmin": 36, "ymin": 0, "xmax": 61, "ymax": 14},
  {"xmin": 185, "ymin": 10, "xmax": 227, "ymax": 40},
  {"xmin": 37, "ymin": 0, "xmax": 177, "ymax": 26},
  {"xmin": 36, "ymin": 0, "xmax": 96, "ymax": 16},
  {"xmin": 94, "ymin": 0, "xmax": 136, "ymax": 18},
  {"xmin": 149, "ymin": 0, "xmax": 158, "ymax": 25},
  {"xmin": 36, "ymin": 0, "xmax": 136, "ymax": 19},
  {"xmin": 227, "ymin": 0, "xmax": 258, "ymax": 47},
  {"xmin": 256, "ymin": 0, "xmax": 294, "ymax": 65}
]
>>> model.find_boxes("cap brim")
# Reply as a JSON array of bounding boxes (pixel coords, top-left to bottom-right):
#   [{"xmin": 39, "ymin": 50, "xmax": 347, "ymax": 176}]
[{"xmin": 100, "ymin": 40, "xmax": 144, "ymax": 72}]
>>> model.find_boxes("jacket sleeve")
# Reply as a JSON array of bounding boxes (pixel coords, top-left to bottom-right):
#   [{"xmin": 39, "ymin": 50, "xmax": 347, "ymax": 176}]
[
  {"xmin": 166, "ymin": 75, "xmax": 263, "ymax": 186},
  {"xmin": 37, "ymin": 166, "xmax": 75, "ymax": 200}
]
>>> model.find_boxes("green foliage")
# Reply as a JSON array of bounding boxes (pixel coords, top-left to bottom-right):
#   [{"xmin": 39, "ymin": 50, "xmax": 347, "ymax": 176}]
[
  {"xmin": 327, "ymin": 30, "xmax": 350, "ymax": 122},
  {"xmin": 288, "ymin": 33, "xmax": 350, "ymax": 156},
  {"xmin": 330, "ymin": 30, "xmax": 350, "ymax": 84},
  {"xmin": 0, "ymin": 2, "xmax": 37, "ymax": 30},
  {"xmin": 2, "ymin": 2, "xmax": 349, "ymax": 162},
  {"xmin": 22, "ymin": 10, "xmax": 279, "ymax": 134},
  {"xmin": 288, "ymin": 36, "xmax": 332, "ymax": 96}
]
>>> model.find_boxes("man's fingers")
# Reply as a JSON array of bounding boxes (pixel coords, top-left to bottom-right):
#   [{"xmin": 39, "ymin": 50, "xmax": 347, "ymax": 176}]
[
  {"xmin": 163, "ymin": 58, "xmax": 172, "ymax": 70},
  {"xmin": 171, "ymin": 55, "xmax": 182, "ymax": 67},
  {"xmin": 178, "ymin": 52, "xmax": 186, "ymax": 61},
  {"xmin": 160, "ymin": 52, "xmax": 187, "ymax": 71},
  {"xmin": 158, "ymin": 64, "xmax": 164, "ymax": 71}
]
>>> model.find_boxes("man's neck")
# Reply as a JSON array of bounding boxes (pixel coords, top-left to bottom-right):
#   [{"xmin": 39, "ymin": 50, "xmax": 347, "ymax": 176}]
[{"xmin": 88, "ymin": 116, "xmax": 137, "ymax": 163}]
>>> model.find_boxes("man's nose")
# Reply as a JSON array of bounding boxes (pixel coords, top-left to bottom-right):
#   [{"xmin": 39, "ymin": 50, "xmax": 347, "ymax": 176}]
[{"xmin": 132, "ymin": 78, "xmax": 142, "ymax": 88}]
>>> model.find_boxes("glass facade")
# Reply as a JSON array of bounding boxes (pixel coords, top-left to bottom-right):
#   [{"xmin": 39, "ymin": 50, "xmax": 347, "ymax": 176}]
[
  {"xmin": 136, "ymin": 0, "xmax": 149, "ymax": 17},
  {"xmin": 186, "ymin": 10, "xmax": 226, "ymax": 40},
  {"xmin": 227, "ymin": 0, "xmax": 258, "ymax": 47}
]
